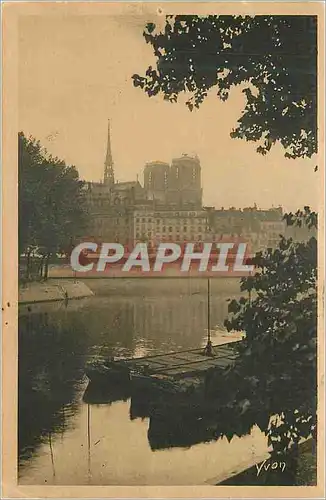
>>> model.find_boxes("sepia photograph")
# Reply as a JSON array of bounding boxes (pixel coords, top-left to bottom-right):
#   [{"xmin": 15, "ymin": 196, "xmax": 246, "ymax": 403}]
[{"xmin": 1, "ymin": 1, "xmax": 324, "ymax": 498}]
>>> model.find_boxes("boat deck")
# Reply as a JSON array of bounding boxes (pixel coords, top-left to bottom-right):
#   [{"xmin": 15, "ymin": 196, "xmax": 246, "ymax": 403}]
[{"xmin": 117, "ymin": 342, "xmax": 239, "ymax": 379}]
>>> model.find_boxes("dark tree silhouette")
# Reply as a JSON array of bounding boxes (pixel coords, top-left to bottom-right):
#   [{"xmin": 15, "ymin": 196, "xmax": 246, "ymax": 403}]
[
  {"xmin": 19, "ymin": 132, "xmax": 88, "ymax": 279},
  {"xmin": 223, "ymin": 208, "xmax": 317, "ymax": 460},
  {"xmin": 133, "ymin": 17, "xmax": 318, "ymax": 478},
  {"xmin": 133, "ymin": 15, "xmax": 317, "ymax": 159}
]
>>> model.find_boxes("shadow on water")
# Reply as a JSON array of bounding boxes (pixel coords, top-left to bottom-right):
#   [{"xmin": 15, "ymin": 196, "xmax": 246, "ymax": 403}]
[
  {"xmin": 18, "ymin": 287, "xmax": 248, "ymax": 476},
  {"xmin": 18, "ymin": 310, "xmax": 88, "ymax": 464},
  {"xmin": 81, "ymin": 378, "xmax": 305, "ymax": 486},
  {"xmin": 82, "ymin": 378, "xmax": 246, "ymax": 452},
  {"xmin": 20, "ymin": 283, "xmax": 294, "ymax": 485}
]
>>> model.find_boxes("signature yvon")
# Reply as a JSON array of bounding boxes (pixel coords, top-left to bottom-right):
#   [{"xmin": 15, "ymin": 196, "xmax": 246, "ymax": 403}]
[{"xmin": 256, "ymin": 459, "xmax": 286, "ymax": 476}]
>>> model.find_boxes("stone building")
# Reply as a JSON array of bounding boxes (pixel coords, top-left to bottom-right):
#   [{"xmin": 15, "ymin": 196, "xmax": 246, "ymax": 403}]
[
  {"xmin": 144, "ymin": 161, "xmax": 169, "ymax": 204},
  {"xmin": 205, "ymin": 206, "xmax": 286, "ymax": 252},
  {"xmin": 86, "ymin": 121, "xmax": 204, "ymax": 245},
  {"xmin": 84, "ymin": 120, "xmax": 299, "ymax": 253},
  {"xmin": 85, "ymin": 120, "xmax": 146, "ymax": 244},
  {"xmin": 144, "ymin": 154, "xmax": 202, "ymax": 208},
  {"xmin": 132, "ymin": 205, "xmax": 209, "ymax": 249}
]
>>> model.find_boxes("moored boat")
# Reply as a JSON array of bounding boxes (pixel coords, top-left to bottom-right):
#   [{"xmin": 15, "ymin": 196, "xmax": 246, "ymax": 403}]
[
  {"xmin": 130, "ymin": 370, "xmax": 204, "ymax": 395},
  {"xmin": 85, "ymin": 357, "xmax": 131, "ymax": 384}
]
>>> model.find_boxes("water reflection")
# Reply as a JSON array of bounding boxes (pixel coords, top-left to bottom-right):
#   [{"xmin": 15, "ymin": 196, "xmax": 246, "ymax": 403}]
[{"xmin": 19, "ymin": 279, "xmax": 267, "ymax": 485}]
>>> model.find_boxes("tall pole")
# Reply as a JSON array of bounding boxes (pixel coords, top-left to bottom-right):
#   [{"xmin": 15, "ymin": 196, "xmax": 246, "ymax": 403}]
[
  {"xmin": 207, "ymin": 278, "xmax": 211, "ymax": 343},
  {"xmin": 87, "ymin": 404, "xmax": 91, "ymax": 480},
  {"xmin": 49, "ymin": 432, "xmax": 56, "ymax": 478}
]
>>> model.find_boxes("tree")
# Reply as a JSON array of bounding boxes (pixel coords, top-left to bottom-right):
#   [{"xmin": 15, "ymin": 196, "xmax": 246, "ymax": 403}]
[
  {"xmin": 133, "ymin": 16, "xmax": 319, "ymax": 479},
  {"xmin": 133, "ymin": 15, "xmax": 317, "ymax": 159},
  {"xmin": 221, "ymin": 208, "xmax": 317, "ymax": 462},
  {"xmin": 19, "ymin": 132, "xmax": 88, "ymax": 280}
]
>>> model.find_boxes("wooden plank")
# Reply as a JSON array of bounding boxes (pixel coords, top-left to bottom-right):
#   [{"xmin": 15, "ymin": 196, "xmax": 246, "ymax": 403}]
[
  {"xmin": 113, "ymin": 343, "xmax": 239, "ymax": 380},
  {"xmin": 158, "ymin": 364, "xmax": 229, "ymax": 377},
  {"xmin": 211, "ymin": 348, "xmax": 234, "ymax": 356},
  {"xmin": 172, "ymin": 354, "xmax": 207, "ymax": 362},
  {"xmin": 120, "ymin": 342, "xmax": 240, "ymax": 365},
  {"xmin": 154, "ymin": 355, "xmax": 234, "ymax": 373},
  {"xmin": 122, "ymin": 347, "xmax": 210, "ymax": 365},
  {"xmin": 131, "ymin": 359, "xmax": 170, "ymax": 367}
]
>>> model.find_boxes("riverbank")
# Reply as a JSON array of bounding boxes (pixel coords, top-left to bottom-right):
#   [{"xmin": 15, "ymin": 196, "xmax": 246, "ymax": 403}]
[
  {"xmin": 19, "ymin": 279, "xmax": 94, "ymax": 304},
  {"xmin": 213, "ymin": 438, "xmax": 316, "ymax": 486},
  {"xmin": 19, "ymin": 275, "xmax": 243, "ymax": 305},
  {"xmin": 79, "ymin": 276, "xmax": 242, "ymax": 297}
]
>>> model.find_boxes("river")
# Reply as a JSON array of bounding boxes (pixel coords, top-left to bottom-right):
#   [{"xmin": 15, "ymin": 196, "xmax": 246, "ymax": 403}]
[{"xmin": 18, "ymin": 278, "xmax": 268, "ymax": 485}]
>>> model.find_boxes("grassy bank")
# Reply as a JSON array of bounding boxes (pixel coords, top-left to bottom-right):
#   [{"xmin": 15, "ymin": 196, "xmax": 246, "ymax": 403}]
[{"xmin": 217, "ymin": 439, "xmax": 317, "ymax": 486}]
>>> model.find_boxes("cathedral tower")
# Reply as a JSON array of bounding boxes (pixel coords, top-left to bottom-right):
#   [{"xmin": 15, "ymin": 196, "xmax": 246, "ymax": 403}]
[{"xmin": 104, "ymin": 119, "xmax": 115, "ymax": 187}]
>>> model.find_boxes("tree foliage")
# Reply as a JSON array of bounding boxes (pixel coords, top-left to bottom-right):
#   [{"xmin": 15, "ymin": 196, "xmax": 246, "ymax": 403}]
[
  {"xmin": 133, "ymin": 15, "xmax": 317, "ymax": 159},
  {"xmin": 132, "ymin": 15, "xmax": 319, "ymax": 478},
  {"xmin": 19, "ymin": 132, "xmax": 88, "ymax": 279},
  {"xmin": 221, "ymin": 208, "xmax": 317, "ymax": 458}
]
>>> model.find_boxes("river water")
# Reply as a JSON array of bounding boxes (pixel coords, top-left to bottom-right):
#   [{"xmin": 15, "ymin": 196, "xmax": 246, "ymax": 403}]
[{"xmin": 18, "ymin": 278, "xmax": 268, "ymax": 485}]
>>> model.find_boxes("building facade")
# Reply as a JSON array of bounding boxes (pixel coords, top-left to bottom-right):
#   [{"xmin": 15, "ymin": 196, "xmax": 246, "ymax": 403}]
[
  {"xmin": 144, "ymin": 154, "xmax": 202, "ymax": 208},
  {"xmin": 86, "ymin": 121, "xmax": 204, "ymax": 245},
  {"xmin": 85, "ymin": 120, "xmax": 146, "ymax": 244},
  {"xmin": 132, "ymin": 206, "xmax": 209, "ymax": 249},
  {"xmin": 205, "ymin": 206, "xmax": 286, "ymax": 252},
  {"xmin": 84, "ymin": 120, "xmax": 304, "ymax": 254}
]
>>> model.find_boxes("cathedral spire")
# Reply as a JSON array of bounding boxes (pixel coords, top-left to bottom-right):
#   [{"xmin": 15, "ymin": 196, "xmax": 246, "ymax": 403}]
[{"xmin": 104, "ymin": 119, "xmax": 114, "ymax": 186}]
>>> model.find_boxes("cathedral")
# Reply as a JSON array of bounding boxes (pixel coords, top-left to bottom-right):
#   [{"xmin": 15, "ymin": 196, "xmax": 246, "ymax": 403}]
[
  {"xmin": 84, "ymin": 121, "xmax": 289, "ymax": 252},
  {"xmin": 85, "ymin": 120, "xmax": 203, "ymax": 245}
]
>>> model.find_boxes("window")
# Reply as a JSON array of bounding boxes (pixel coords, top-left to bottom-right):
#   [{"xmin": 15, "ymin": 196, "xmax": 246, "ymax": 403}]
[
  {"xmin": 148, "ymin": 218, "xmax": 152, "ymax": 223},
  {"xmin": 148, "ymin": 232, "xmax": 152, "ymax": 238},
  {"xmin": 183, "ymin": 226, "xmax": 187, "ymax": 232},
  {"xmin": 162, "ymin": 226, "xmax": 166, "ymax": 232},
  {"xmin": 142, "ymin": 218, "xmax": 146, "ymax": 222},
  {"xmin": 156, "ymin": 219, "xmax": 160, "ymax": 224},
  {"xmin": 169, "ymin": 226, "xmax": 173, "ymax": 232}
]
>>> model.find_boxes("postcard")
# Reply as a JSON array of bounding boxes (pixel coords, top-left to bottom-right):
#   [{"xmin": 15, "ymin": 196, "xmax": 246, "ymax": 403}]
[{"xmin": 2, "ymin": 1, "xmax": 325, "ymax": 498}]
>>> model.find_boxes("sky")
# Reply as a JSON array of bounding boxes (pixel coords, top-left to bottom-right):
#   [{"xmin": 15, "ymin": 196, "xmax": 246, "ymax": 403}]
[{"xmin": 18, "ymin": 12, "xmax": 320, "ymax": 212}]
